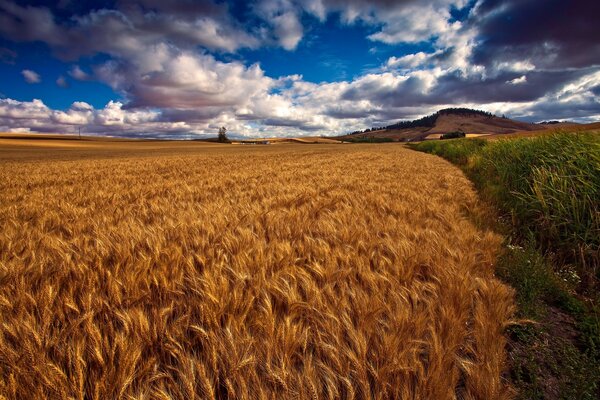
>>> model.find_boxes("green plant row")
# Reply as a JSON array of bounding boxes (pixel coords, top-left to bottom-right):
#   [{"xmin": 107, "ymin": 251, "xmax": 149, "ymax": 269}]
[
  {"xmin": 412, "ymin": 132, "xmax": 600, "ymax": 276},
  {"xmin": 410, "ymin": 132, "xmax": 600, "ymax": 398}
]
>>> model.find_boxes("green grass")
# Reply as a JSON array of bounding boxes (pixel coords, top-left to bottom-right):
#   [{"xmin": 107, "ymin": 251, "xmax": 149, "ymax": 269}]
[
  {"xmin": 412, "ymin": 132, "xmax": 600, "ymax": 276},
  {"xmin": 410, "ymin": 131, "xmax": 600, "ymax": 398},
  {"xmin": 409, "ymin": 137, "xmax": 486, "ymax": 164},
  {"xmin": 498, "ymin": 244, "xmax": 600, "ymax": 399},
  {"xmin": 473, "ymin": 133, "xmax": 600, "ymax": 275}
]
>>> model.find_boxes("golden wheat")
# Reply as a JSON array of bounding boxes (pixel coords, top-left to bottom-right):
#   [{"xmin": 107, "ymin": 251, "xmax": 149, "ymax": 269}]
[{"xmin": 0, "ymin": 142, "xmax": 514, "ymax": 399}]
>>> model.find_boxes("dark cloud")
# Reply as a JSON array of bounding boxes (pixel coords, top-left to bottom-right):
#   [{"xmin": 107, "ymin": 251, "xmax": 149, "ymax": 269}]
[
  {"xmin": 323, "ymin": 108, "xmax": 372, "ymax": 119},
  {"xmin": 0, "ymin": 1, "xmax": 65, "ymax": 46},
  {"xmin": 0, "ymin": 0, "xmax": 258, "ymax": 59},
  {"xmin": 0, "ymin": 0, "xmax": 599, "ymax": 136},
  {"xmin": 342, "ymin": 67, "xmax": 597, "ymax": 111},
  {"xmin": 471, "ymin": 0, "xmax": 600, "ymax": 69},
  {"xmin": 117, "ymin": 0, "xmax": 224, "ymax": 16},
  {"xmin": 428, "ymin": 69, "xmax": 593, "ymax": 104},
  {"xmin": 517, "ymin": 100, "xmax": 600, "ymax": 122}
]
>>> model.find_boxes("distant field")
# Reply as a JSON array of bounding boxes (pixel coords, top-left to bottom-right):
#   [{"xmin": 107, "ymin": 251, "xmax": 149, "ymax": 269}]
[
  {"xmin": 0, "ymin": 139, "xmax": 514, "ymax": 399},
  {"xmin": 0, "ymin": 133, "xmax": 220, "ymax": 161},
  {"xmin": 234, "ymin": 136, "xmax": 343, "ymax": 144}
]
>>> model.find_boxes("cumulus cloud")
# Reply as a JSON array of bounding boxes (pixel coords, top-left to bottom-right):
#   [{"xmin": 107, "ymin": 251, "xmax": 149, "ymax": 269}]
[
  {"xmin": 273, "ymin": 12, "xmax": 303, "ymax": 50},
  {"xmin": 110, "ymin": 50, "xmax": 275, "ymax": 109},
  {"xmin": 387, "ymin": 53, "xmax": 432, "ymax": 70},
  {"xmin": 21, "ymin": 69, "xmax": 41, "ymax": 83},
  {"xmin": 0, "ymin": 98, "xmax": 173, "ymax": 136},
  {"xmin": 0, "ymin": 0, "xmax": 599, "ymax": 137},
  {"xmin": 254, "ymin": 0, "xmax": 305, "ymax": 50},
  {"xmin": 298, "ymin": 0, "xmax": 470, "ymax": 47},
  {"xmin": 69, "ymin": 65, "xmax": 90, "ymax": 80},
  {"xmin": 2, "ymin": 65, "xmax": 599, "ymax": 137}
]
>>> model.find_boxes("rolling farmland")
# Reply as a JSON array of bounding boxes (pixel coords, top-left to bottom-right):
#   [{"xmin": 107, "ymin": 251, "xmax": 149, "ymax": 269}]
[{"xmin": 0, "ymin": 139, "xmax": 514, "ymax": 399}]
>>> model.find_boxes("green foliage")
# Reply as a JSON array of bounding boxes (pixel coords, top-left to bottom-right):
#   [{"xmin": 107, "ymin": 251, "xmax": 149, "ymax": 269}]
[
  {"xmin": 412, "ymin": 132, "xmax": 600, "ymax": 274},
  {"xmin": 507, "ymin": 322, "xmax": 599, "ymax": 400},
  {"xmin": 410, "ymin": 138, "xmax": 486, "ymax": 165},
  {"xmin": 440, "ymin": 130, "xmax": 466, "ymax": 140},
  {"xmin": 473, "ymin": 133, "xmax": 600, "ymax": 273},
  {"xmin": 499, "ymin": 243, "xmax": 600, "ymax": 399},
  {"xmin": 496, "ymin": 244, "xmax": 558, "ymax": 318},
  {"xmin": 412, "ymin": 131, "xmax": 600, "ymax": 397}
]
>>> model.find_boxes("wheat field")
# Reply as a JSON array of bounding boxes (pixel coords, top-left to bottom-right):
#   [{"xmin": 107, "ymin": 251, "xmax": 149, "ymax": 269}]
[{"xmin": 0, "ymin": 142, "xmax": 514, "ymax": 399}]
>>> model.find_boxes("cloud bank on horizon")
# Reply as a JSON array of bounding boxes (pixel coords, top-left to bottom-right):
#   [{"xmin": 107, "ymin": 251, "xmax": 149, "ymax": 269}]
[{"xmin": 0, "ymin": 0, "xmax": 599, "ymax": 138}]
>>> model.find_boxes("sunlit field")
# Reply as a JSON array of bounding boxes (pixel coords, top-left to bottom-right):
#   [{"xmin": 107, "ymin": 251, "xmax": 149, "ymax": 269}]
[{"xmin": 0, "ymin": 140, "xmax": 514, "ymax": 399}]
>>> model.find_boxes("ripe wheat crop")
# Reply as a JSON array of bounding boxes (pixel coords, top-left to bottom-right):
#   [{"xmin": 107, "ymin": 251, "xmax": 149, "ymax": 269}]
[{"xmin": 0, "ymin": 143, "xmax": 514, "ymax": 399}]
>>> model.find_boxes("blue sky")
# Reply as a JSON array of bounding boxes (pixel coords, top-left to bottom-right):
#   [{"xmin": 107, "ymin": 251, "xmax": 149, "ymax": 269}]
[
  {"xmin": 237, "ymin": 14, "xmax": 434, "ymax": 83},
  {"xmin": 0, "ymin": 0, "xmax": 598, "ymax": 137},
  {"xmin": 0, "ymin": 40, "xmax": 118, "ymax": 109}
]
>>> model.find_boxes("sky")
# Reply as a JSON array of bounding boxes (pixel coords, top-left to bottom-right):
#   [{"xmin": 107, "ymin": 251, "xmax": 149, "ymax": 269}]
[{"xmin": 0, "ymin": 0, "xmax": 599, "ymax": 138}]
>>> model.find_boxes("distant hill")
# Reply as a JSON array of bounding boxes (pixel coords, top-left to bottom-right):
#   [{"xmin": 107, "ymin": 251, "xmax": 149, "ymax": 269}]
[{"xmin": 339, "ymin": 108, "xmax": 544, "ymax": 142}]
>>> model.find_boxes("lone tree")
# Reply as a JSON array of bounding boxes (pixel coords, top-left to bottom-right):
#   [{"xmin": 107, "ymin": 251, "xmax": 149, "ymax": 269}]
[{"xmin": 218, "ymin": 126, "xmax": 229, "ymax": 143}]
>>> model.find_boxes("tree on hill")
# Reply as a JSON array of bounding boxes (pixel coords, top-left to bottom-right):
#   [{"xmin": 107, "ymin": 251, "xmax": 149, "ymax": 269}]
[
  {"xmin": 437, "ymin": 108, "xmax": 493, "ymax": 118},
  {"xmin": 218, "ymin": 126, "xmax": 229, "ymax": 143}
]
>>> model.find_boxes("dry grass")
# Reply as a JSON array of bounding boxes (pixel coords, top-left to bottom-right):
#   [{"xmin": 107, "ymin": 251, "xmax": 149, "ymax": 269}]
[{"xmin": 0, "ymin": 141, "xmax": 514, "ymax": 399}]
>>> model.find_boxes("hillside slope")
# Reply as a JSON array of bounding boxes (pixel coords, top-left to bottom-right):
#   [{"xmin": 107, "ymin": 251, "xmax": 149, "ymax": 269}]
[
  {"xmin": 428, "ymin": 114, "xmax": 541, "ymax": 135},
  {"xmin": 340, "ymin": 109, "xmax": 544, "ymax": 141}
]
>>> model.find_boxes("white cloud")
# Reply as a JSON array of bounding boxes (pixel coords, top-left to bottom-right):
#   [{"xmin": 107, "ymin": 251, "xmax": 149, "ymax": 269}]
[
  {"xmin": 1, "ymin": 0, "xmax": 598, "ymax": 137},
  {"xmin": 3, "ymin": 66, "xmax": 599, "ymax": 137},
  {"xmin": 69, "ymin": 65, "xmax": 91, "ymax": 80},
  {"xmin": 368, "ymin": 4, "xmax": 453, "ymax": 44},
  {"xmin": 96, "ymin": 48, "xmax": 275, "ymax": 110},
  {"xmin": 0, "ymin": 98, "xmax": 163, "ymax": 134},
  {"xmin": 507, "ymin": 75, "xmax": 527, "ymax": 85},
  {"xmin": 495, "ymin": 61, "xmax": 536, "ymax": 73},
  {"xmin": 4, "ymin": 127, "xmax": 31, "ymax": 133},
  {"xmin": 21, "ymin": 69, "xmax": 41, "ymax": 83},
  {"xmin": 149, "ymin": 15, "xmax": 260, "ymax": 52},
  {"xmin": 387, "ymin": 52, "xmax": 431, "ymax": 69},
  {"xmin": 298, "ymin": 0, "xmax": 470, "ymax": 48},
  {"xmin": 254, "ymin": 0, "xmax": 305, "ymax": 50},
  {"xmin": 273, "ymin": 12, "xmax": 303, "ymax": 50}
]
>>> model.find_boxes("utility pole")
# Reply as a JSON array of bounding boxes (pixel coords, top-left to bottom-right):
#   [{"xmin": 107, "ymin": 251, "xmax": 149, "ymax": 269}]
[{"xmin": 78, "ymin": 126, "xmax": 81, "ymax": 139}]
